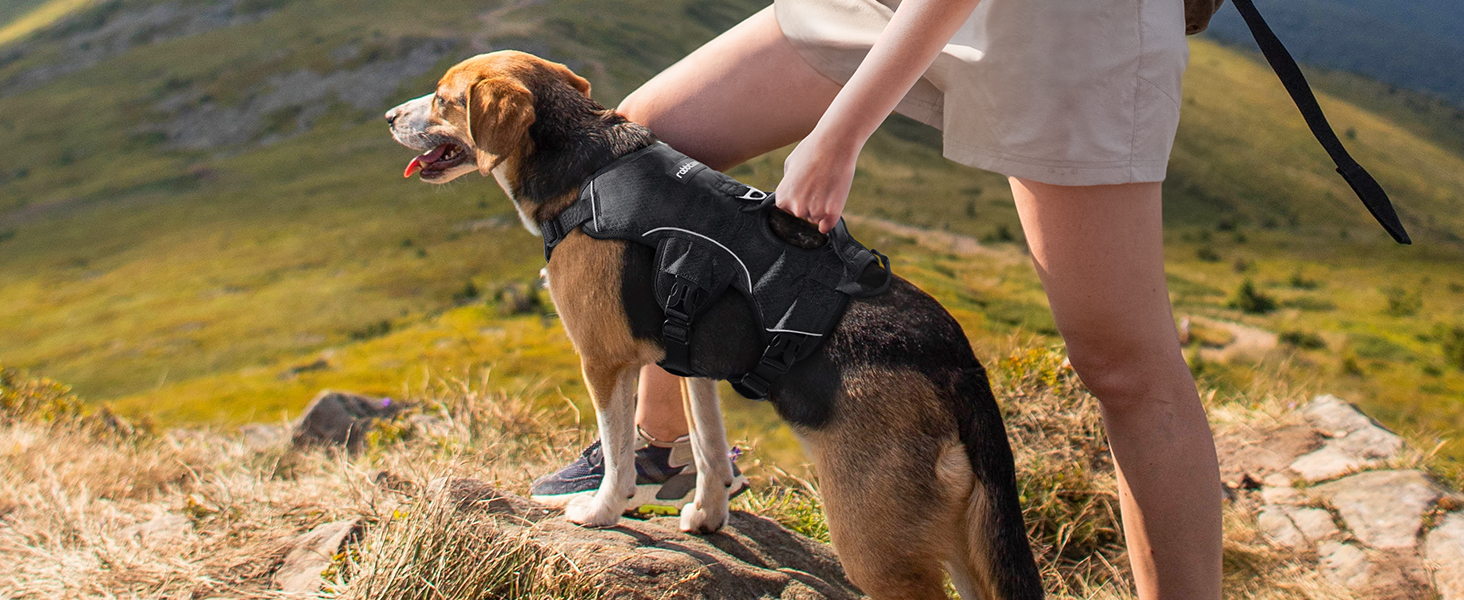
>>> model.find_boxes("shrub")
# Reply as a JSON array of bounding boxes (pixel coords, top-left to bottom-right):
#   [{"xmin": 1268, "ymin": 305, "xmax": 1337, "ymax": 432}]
[
  {"xmin": 1196, "ymin": 246, "xmax": 1221, "ymax": 262},
  {"xmin": 1279, "ymin": 330, "xmax": 1326, "ymax": 350},
  {"xmin": 1383, "ymin": 286, "xmax": 1423, "ymax": 317},
  {"xmin": 1287, "ymin": 270, "xmax": 1321, "ymax": 289},
  {"xmin": 1443, "ymin": 325, "xmax": 1464, "ymax": 371},
  {"xmin": 1229, "ymin": 279, "xmax": 1276, "ymax": 314}
]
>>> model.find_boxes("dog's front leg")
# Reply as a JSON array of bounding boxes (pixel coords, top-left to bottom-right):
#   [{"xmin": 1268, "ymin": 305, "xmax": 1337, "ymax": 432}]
[
  {"xmin": 564, "ymin": 364, "xmax": 639, "ymax": 527},
  {"xmin": 679, "ymin": 377, "xmax": 732, "ymax": 533}
]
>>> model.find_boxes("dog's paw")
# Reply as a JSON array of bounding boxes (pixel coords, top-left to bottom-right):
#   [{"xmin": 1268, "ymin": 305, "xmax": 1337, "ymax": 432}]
[
  {"xmin": 565, "ymin": 495, "xmax": 622, "ymax": 528},
  {"xmin": 679, "ymin": 500, "xmax": 728, "ymax": 534}
]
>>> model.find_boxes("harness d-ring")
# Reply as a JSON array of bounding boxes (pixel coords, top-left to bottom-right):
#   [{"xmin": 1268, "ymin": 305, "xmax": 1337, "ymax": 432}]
[{"xmin": 739, "ymin": 192, "xmax": 778, "ymax": 213}]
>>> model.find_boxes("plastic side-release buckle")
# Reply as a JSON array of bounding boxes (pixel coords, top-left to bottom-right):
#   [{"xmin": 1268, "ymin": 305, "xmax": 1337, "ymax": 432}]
[
  {"xmin": 730, "ymin": 333, "xmax": 810, "ymax": 400},
  {"xmin": 657, "ymin": 278, "xmax": 706, "ymax": 377}
]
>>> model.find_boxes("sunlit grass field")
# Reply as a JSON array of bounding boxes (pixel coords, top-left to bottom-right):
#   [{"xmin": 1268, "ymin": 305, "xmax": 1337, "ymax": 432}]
[{"xmin": 1, "ymin": 0, "xmax": 1461, "ymax": 473}]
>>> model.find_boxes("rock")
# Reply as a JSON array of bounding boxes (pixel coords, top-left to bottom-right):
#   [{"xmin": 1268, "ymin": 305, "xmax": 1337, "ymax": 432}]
[
  {"xmin": 1318, "ymin": 541, "xmax": 1371, "ymax": 589},
  {"xmin": 1426, "ymin": 512, "xmax": 1464, "ymax": 600},
  {"xmin": 1216, "ymin": 424, "xmax": 1321, "ymax": 483},
  {"xmin": 1259, "ymin": 506, "xmax": 1307, "ymax": 548},
  {"xmin": 1310, "ymin": 470, "xmax": 1442, "ymax": 549},
  {"xmin": 1287, "ymin": 507, "xmax": 1340, "ymax": 543},
  {"xmin": 291, "ymin": 390, "xmax": 404, "ymax": 452},
  {"xmin": 1261, "ymin": 485, "xmax": 1303, "ymax": 505},
  {"xmin": 123, "ymin": 512, "xmax": 191, "ymax": 548},
  {"xmin": 1289, "ymin": 405, "xmax": 1403, "ymax": 482},
  {"xmin": 1328, "ymin": 422, "xmax": 1404, "ymax": 461},
  {"xmin": 1302, "ymin": 394, "xmax": 1376, "ymax": 436},
  {"xmin": 427, "ymin": 478, "xmax": 862, "ymax": 599},
  {"xmin": 1289, "ymin": 445, "xmax": 1370, "ymax": 482},
  {"xmin": 273, "ymin": 518, "xmax": 361, "ymax": 594}
]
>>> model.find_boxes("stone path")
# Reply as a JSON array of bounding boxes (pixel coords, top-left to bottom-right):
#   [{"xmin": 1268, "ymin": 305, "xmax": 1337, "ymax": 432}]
[{"xmin": 1217, "ymin": 394, "xmax": 1464, "ymax": 599}]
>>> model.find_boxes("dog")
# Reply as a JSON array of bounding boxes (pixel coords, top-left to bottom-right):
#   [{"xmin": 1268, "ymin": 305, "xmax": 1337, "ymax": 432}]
[{"xmin": 386, "ymin": 50, "xmax": 1043, "ymax": 600}]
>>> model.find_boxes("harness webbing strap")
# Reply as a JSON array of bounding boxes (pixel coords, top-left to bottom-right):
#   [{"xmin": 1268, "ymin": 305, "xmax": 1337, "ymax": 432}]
[{"xmin": 1229, "ymin": 0, "xmax": 1410, "ymax": 245}]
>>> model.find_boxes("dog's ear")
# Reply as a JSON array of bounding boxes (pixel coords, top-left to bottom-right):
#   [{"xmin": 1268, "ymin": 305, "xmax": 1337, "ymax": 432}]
[
  {"xmin": 552, "ymin": 63, "xmax": 592, "ymax": 97},
  {"xmin": 466, "ymin": 77, "xmax": 536, "ymax": 176}
]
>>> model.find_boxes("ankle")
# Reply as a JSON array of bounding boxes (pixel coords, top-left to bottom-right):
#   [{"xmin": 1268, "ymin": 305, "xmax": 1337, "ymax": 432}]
[{"xmin": 637, "ymin": 424, "xmax": 689, "ymax": 447}]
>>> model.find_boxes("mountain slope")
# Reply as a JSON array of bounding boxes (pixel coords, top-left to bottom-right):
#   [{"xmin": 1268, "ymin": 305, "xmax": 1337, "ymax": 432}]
[
  {"xmin": 0, "ymin": 0, "xmax": 1461, "ymax": 463},
  {"xmin": 1203, "ymin": 0, "xmax": 1464, "ymax": 107}
]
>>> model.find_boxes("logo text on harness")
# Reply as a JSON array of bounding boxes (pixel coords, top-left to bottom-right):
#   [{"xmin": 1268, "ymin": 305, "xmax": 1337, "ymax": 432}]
[{"xmin": 675, "ymin": 160, "xmax": 701, "ymax": 180}]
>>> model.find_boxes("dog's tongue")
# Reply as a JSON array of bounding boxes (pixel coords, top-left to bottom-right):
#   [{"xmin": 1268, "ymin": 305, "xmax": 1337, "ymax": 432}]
[{"xmin": 404, "ymin": 144, "xmax": 449, "ymax": 178}]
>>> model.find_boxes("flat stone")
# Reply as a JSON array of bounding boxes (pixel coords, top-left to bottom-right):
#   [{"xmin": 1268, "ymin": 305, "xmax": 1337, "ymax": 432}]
[
  {"xmin": 1330, "ymin": 423, "xmax": 1405, "ymax": 461},
  {"xmin": 1311, "ymin": 470, "xmax": 1442, "ymax": 549},
  {"xmin": 1258, "ymin": 506, "xmax": 1306, "ymax": 548},
  {"xmin": 1318, "ymin": 541, "xmax": 1371, "ymax": 589},
  {"xmin": 424, "ymin": 479, "xmax": 863, "ymax": 599},
  {"xmin": 1425, "ymin": 512, "xmax": 1464, "ymax": 600},
  {"xmin": 1216, "ymin": 424, "xmax": 1321, "ymax": 483},
  {"xmin": 1290, "ymin": 444, "xmax": 1370, "ymax": 482},
  {"xmin": 1302, "ymin": 394, "xmax": 1375, "ymax": 436},
  {"xmin": 274, "ymin": 518, "xmax": 361, "ymax": 594},
  {"xmin": 123, "ymin": 512, "xmax": 191, "ymax": 548},
  {"xmin": 1287, "ymin": 507, "xmax": 1339, "ymax": 543},
  {"xmin": 1261, "ymin": 486, "xmax": 1303, "ymax": 505},
  {"xmin": 1262, "ymin": 472, "xmax": 1294, "ymax": 487}
]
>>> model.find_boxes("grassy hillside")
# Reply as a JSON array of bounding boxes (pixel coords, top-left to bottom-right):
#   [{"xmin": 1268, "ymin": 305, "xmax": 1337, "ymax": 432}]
[{"xmin": 0, "ymin": 0, "xmax": 1462, "ymax": 469}]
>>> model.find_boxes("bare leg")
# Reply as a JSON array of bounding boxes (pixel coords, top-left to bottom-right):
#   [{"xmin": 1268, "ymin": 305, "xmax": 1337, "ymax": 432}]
[
  {"xmin": 619, "ymin": 7, "xmax": 843, "ymax": 440},
  {"xmin": 1010, "ymin": 178, "xmax": 1223, "ymax": 600}
]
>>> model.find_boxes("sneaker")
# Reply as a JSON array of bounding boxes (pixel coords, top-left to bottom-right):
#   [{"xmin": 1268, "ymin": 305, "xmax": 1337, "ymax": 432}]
[{"xmin": 530, "ymin": 436, "xmax": 749, "ymax": 516}]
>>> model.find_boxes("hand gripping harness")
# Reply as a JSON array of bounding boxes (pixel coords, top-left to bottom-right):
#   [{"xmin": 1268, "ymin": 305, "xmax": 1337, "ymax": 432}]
[{"xmin": 541, "ymin": 142, "xmax": 892, "ymax": 400}]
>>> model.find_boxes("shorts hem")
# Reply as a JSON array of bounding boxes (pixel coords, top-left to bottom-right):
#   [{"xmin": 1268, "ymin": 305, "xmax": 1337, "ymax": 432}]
[{"xmin": 942, "ymin": 139, "xmax": 1170, "ymax": 186}]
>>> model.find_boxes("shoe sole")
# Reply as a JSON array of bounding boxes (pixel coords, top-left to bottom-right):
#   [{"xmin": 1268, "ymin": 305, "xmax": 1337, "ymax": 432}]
[{"xmin": 533, "ymin": 473, "xmax": 751, "ymax": 517}]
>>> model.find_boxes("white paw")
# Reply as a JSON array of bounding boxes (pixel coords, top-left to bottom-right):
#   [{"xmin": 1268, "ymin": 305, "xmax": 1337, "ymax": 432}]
[
  {"xmin": 565, "ymin": 495, "xmax": 622, "ymax": 528},
  {"xmin": 679, "ymin": 499, "xmax": 728, "ymax": 534}
]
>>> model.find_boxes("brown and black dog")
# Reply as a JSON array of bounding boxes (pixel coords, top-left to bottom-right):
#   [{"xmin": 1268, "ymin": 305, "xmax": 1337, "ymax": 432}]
[{"xmin": 386, "ymin": 51, "xmax": 1043, "ymax": 600}]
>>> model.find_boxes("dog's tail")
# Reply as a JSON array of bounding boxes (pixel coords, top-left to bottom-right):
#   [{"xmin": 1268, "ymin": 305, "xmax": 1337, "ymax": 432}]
[{"xmin": 949, "ymin": 366, "xmax": 1045, "ymax": 600}]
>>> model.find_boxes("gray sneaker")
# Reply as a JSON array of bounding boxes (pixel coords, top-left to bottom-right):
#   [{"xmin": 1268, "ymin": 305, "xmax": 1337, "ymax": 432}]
[{"xmin": 529, "ymin": 436, "xmax": 748, "ymax": 516}]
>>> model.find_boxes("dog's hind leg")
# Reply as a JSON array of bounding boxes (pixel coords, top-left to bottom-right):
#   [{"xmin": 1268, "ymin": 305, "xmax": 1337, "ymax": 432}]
[
  {"xmin": 679, "ymin": 376, "xmax": 732, "ymax": 533},
  {"xmin": 564, "ymin": 363, "xmax": 640, "ymax": 527}
]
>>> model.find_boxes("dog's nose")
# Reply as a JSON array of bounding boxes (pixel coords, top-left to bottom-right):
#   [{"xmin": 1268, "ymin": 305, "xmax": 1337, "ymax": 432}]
[{"xmin": 384, "ymin": 109, "xmax": 398, "ymax": 126}]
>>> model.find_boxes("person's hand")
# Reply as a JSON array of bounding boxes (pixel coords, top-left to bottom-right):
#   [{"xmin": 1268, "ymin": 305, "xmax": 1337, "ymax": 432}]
[{"xmin": 775, "ymin": 130, "xmax": 859, "ymax": 234}]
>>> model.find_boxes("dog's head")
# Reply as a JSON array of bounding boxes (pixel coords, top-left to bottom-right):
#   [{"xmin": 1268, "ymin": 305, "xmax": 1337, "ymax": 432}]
[{"xmin": 385, "ymin": 51, "xmax": 590, "ymax": 187}]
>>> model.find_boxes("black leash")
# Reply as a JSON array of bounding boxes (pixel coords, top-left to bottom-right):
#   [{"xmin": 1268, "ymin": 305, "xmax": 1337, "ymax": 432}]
[{"xmin": 1229, "ymin": 0, "xmax": 1411, "ymax": 245}]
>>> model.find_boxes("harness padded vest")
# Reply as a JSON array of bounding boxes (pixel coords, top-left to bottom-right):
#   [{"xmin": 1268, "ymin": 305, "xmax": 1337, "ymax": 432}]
[{"xmin": 540, "ymin": 142, "xmax": 892, "ymax": 400}]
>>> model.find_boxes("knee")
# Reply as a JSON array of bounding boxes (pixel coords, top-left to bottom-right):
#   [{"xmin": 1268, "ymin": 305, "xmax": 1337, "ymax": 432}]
[
  {"xmin": 615, "ymin": 88, "xmax": 655, "ymax": 125},
  {"xmin": 1063, "ymin": 333, "xmax": 1192, "ymax": 414}
]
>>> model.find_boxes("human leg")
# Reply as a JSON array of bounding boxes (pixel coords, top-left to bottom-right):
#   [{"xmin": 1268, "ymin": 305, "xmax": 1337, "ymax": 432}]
[
  {"xmin": 1009, "ymin": 177, "xmax": 1223, "ymax": 600},
  {"xmin": 618, "ymin": 6, "xmax": 843, "ymax": 441}
]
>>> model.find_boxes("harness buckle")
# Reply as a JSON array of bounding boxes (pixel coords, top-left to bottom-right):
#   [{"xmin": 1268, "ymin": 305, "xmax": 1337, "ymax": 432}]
[{"xmin": 737, "ymin": 188, "xmax": 768, "ymax": 201}]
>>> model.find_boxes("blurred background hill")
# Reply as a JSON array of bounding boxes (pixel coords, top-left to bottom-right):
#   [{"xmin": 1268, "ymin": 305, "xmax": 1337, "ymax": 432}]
[
  {"xmin": 1204, "ymin": 0, "xmax": 1464, "ymax": 108},
  {"xmin": 0, "ymin": 0, "xmax": 1461, "ymax": 470}
]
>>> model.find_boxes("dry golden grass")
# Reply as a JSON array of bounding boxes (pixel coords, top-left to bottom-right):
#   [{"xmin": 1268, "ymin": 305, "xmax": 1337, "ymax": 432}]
[{"xmin": 0, "ymin": 360, "xmax": 1398, "ymax": 599}]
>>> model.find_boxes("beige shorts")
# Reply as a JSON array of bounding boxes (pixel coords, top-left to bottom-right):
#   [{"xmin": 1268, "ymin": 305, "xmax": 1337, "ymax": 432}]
[{"xmin": 773, "ymin": 0, "xmax": 1189, "ymax": 186}]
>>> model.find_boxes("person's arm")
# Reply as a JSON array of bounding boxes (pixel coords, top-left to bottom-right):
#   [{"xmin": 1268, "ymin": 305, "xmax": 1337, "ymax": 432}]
[{"xmin": 776, "ymin": 0, "xmax": 982, "ymax": 233}]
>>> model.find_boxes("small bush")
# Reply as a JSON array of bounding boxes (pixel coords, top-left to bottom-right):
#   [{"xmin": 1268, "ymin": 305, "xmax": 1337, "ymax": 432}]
[
  {"xmin": 1229, "ymin": 280, "xmax": 1276, "ymax": 314},
  {"xmin": 1383, "ymin": 286, "xmax": 1423, "ymax": 317},
  {"xmin": 348, "ymin": 319, "xmax": 393, "ymax": 341},
  {"xmin": 1288, "ymin": 270, "xmax": 1321, "ymax": 289},
  {"xmin": 1442, "ymin": 325, "xmax": 1464, "ymax": 371},
  {"xmin": 1279, "ymin": 330, "xmax": 1326, "ymax": 350},
  {"xmin": 1196, "ymin": 246, "xmax": 1221, "ymax": 262}
]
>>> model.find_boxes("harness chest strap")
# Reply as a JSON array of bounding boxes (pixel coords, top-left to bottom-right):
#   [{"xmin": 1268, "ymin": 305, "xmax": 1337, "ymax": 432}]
[{"xmin": 540, "ymin": 142, "xmax": 891, "ymax": 399}]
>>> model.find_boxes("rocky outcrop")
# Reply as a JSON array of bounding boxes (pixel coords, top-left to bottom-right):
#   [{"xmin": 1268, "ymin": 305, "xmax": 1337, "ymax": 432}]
[
  {"xmin": 290, "ymin": 390, "xmax": 404, "ymax": 452},
  {"xmin": 1218, "ymin": 394, "xmax": 1462, "ymax": 599}
]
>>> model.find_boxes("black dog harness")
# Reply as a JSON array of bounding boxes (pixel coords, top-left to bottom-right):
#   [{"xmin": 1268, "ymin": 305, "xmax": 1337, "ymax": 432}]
[{"xmin": 541, "ymin": 142, "xmax": 892, "ymax": 399}]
